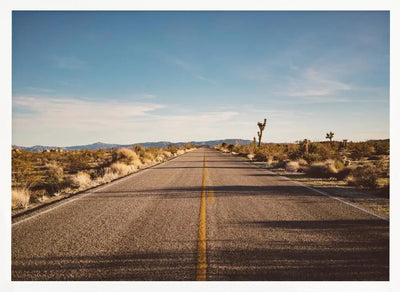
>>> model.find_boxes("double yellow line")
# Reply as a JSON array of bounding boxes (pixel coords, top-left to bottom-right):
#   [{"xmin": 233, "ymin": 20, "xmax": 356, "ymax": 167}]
[{"xmin": 196, "ymin": 151, "xmax": 212, "ymax": 281}]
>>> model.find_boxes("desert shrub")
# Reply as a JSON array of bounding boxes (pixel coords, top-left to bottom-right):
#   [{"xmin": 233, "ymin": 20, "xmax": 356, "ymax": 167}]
[
  {"xmin": 221, "ymin": 142, "xmax": 228, "ymax": 148},
  {"xmin": 334, "ymin": 159, "xmax": 345, "ymax": 171},
  {"xmin": 349, "ymin": 143, "xmax": 375, "ymax": 160},
  {"xmin": 168, "ymin": 144, "xmax": 178, "ymax": 155},
  {"xmin": 71, "ymin": 171, "xmax": 93, "ymax": 189},
  {"xmin": 335, "ymin": 168, "xmax": 352, "ymax": 180},
  {"xmin": 162, "ymin": 151, "xmax": 173, "ymax": 158},
  {"xmin": 134, "ymin": 144, "xmax": 145, "ymax": 155},
  {"xmin": 236, "ymin": 144, "xmax": 254, "ymax": 156},
  {"xmin": 306, "ymin": 160, "xmax": 339, "ymax": 178},
  {"xmin": 273, "ymin": 160, "xmax": 288, "ymax": 169},
  {"xmin": 316, "ymin": 143, "xmax": 333, "ymax": 160},
  {"xmin": 183, "ymin": 143, "xmax": 194, "ymax": 150},
  {"xmin": 371, "ymin": 140, "xmax": 389, "ymax": 155},
  {"xmin": 261, "ymin": 143, "xmax": 286, "ymax": 160},
  {"xmin": 297, "ymin": 159, "xmax": 308, "ymax": 167},
  {"xmin": 227, "ymin": 144, "xmax": 236, "ymax": 152},
  {"xmin": 12, "ymin": 188, "xmax": 31, "ymax": 209},
  {"xmin": 93, "ymin": 148, "xmax": 107, "ymax": 161},
  {"xmin": 177, "ymin": 149, "xmax": 185, "ymax": 155},
  {"xmin": 304, "ymin": 153, "xmax": 321, "ymax": 164},
  {"xmin": 285, "ymin": 161, "xmax": 300, "ymax": 172},
  {"xmin": 11, "ymin": 155, "xmax": 41, "ymax": 188},
  {"xmin": 308, "ymin": 142, "xmax": 319, "ymax": 154},
  {"xmin": 288, "ymin": 150, "xmax": 302, "ymax": 161},
  {"xmin": 109, "ymin": 162, "xmax": 136, "ymax": 176},
  {"xmin": 95, "ymin": 168, "xmax": 118, "ymax": 184},
  {"xmin": 140, "ymin": 151, "xmax": 155, "ymax": 165},
  {"xmin": 66, "ymin": 153, "xmax": 91, "ymax": 173},
  {"xmin": 254, "ymin": 150, "xmax": 269, "ymax": 162},
  {"xmin": 113, "ymin": 148, "xmax": 140, "ymax": 165},
  {"xmin": 347, "ymin": 165, "xmax": 378, "ymax": 189},
  {"xmin": 44, "ymin": 162, "xmax": 65, "ymax": 193}
]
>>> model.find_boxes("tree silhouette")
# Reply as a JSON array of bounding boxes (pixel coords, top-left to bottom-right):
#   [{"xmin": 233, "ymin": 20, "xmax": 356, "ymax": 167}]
[
  {"xmin": 257, "ymin": 118, "xmax": 267, "ymax": 147},
  {"xmin": 326, "ymin": 132, "xmax": 334, "ymax": 145}
]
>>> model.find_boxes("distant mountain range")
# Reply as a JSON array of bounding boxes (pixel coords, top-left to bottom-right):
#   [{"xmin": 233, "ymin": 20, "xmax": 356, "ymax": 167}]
[{"xmin": 12, "ymin": 139, "xmax": 252, "ymax": 152}]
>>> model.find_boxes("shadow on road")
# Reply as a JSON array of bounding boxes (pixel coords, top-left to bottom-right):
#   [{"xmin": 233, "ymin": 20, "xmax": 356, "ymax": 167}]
[{"xmin": 13, "ymin": 221, "xmax": 389, "ymax": 281}]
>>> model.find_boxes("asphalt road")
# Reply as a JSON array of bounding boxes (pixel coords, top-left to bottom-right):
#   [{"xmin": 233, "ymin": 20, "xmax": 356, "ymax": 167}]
[{"xmin": 12, "ymin": 148, "xmax": 389, "ymax": 280}]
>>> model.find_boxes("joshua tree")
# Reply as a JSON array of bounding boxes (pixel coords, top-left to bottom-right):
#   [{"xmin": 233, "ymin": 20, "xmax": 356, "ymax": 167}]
[
  {"xmin": 326, "ymin": 131, "xmax": 334, "ymax": 145},
  {"xmin": 257, "ymin": 118, "xmax": 267, "ymax": 147},
  {"xmin": 300, "ymin": 139, "xmax": 310, "ymax": 155}
]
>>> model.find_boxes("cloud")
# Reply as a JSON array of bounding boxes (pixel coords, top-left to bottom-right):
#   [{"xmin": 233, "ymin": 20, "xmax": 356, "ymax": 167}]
[
  {"xmin": 52, "ymin": 56, "xmax": 87, "ymax": 70},
  {"xmin": 12, "ymin": 96, "xmax": 242, "ymax": 145},
  {"xmin": 24, "ymin": 86, "xmax": 55, "ymax": 93},
  {"xmin": 13, "ymin": 96, "xmax": 164, "ymax": 131},
  {"xmin": 156, "ymin": 51, "xmax": 216, "ymax": 84},
  {"xmin": 285, "ymin": 67, "xmax": 352, "ymax": 98},
  {"xmin": 194, "ymin": 74, "xmax": 217, "ymax": 84}
]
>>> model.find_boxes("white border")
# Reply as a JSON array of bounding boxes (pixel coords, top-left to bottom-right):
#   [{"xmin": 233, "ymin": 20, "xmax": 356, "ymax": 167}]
[{"xmin": 2, "ymin": 1, "xmax": 398, "ymax": 292}]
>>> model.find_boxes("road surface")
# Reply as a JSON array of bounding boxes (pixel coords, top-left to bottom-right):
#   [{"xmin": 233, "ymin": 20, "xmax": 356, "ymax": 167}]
[{"xmin": 12, "ymin": 148, "xmax": 389, "ymax": 280}]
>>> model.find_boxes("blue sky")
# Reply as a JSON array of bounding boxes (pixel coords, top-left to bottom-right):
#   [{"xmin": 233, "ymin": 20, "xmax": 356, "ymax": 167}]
[{"xmin": 12, "ymin": 11, "xmax": 389, "ymax": 146}]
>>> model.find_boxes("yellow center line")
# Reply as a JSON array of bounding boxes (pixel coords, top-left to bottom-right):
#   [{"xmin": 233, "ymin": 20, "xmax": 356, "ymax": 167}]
[
  {"xmin": 196, "ymin": 151, "xmax": 207, "ymax": 281},
  {"xmin": 208, "ymin": 190, "xmax": 214, "ymax": 204}
]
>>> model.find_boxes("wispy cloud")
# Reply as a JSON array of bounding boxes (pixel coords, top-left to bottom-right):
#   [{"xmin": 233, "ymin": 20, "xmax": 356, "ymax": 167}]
[
  {"xmin": 284, "ymin": 67, "xmax": 352, "ymax": 98},
  {"xmin": 194, "ymin": 74, "xmax": 217, "ymax": 84},
  {"xmin": 156, "ymin": 51, "xmax": 216, "ymax": 84},
  {"xmin": 13, "ymin": 96, "xmax": 164, "ymax": 131},
  {"xmin": 24, "ymin": 86, "xmax": 55, "ymax": 93},
  {"xmin": 52, "ymin": 56, "xmax": 87, "ymax": 70},
  {"xmin": 12, "ymin": 96, "xmax": 242, "ymax": 145}
]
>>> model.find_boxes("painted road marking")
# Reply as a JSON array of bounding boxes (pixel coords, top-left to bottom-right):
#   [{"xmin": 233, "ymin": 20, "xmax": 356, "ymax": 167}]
[
  {"xmin": 208, "ymin": 190, "xmax": 214, "ymax": 204},
  {"xmin": 196, "ymin": 152, "xmax": 208, "ymax": 281}
]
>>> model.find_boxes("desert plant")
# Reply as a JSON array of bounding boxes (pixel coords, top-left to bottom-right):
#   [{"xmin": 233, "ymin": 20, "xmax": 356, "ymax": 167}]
[
  {"xmin": 306, "ymin": 160, "xmax": 339, "ymax": 178},
  {"xmin": 326, "ymin": 131, "xmax": 334, "ymax": 145},
  {"xmin": 168, "ymin": 144, "xmax": 178, "ymax": 155},
  {"xmin": 109, "ymin": 162, "xmax": 136, "ymax": 176},
  {"xmin": 44, "ymin": 162, "xmax": 65, "ymax": 193},
  {"xmin": 71, "ymin": 171, "xmax": 93, "ymax": 189},
  {"xmin": 299, "ymin": 139, "xmax": 310, "ymax": 155},
  {"xmin": 285, "ymin": 161, "xmax": 300, "ymax": 172},
  {"xmin": 304, "ymin": 153, "xmax": 321, "ymax": 164},
  {"xmin": 347, "ymin": 165, "xmax": 378, "ymax": 189},
  {"xmin": 113, "ymin": 148, "xmax": 140, "ymax": 165},
  {"xmin": 12, "ymin": 188, "xmax": 31, "ymax": 209},
  {"xmin": 257, "ymin": 118, "xmax": 267, "ymax": 147},
  {"xmin": 66, "ymin": 153, "xmax": 91, "ymax": 173}
]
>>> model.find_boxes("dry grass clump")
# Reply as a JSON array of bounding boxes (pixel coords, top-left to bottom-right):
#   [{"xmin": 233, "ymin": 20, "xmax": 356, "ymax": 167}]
[
  {"xmin": 95, "ymin": 170, "xmax": 118, "ymax": 184},
  {"xmin": 113, "ymin": 148, "xmax": 140, "ymax": 165},
  {"xmin": 297, "ymin": 159, "xmax": 308, "ymax": 167},
  {"xmin": 162, "ymin": 151, "xmax": 173, "ymax": 158},
  {"xmin": 306, "ymin": 160, "xmax": 338, "ymax": 178},
  {"xmin": 109, "ymin": 162, "xmax": 136, "ymax": 176},
  {"xmin": 12, "ymin": 188, "xmax": 31, "ymax": 209},
  {"xmin": 177, "ymin": 149, "xmax": 185, "ymax": 155},
  {"xmin": 155, "ymin": 155, "xmax": 166, "ymax": 162},
  {"xmin": 247, "ymin": 153, "xmax": 255, "ymax": 160},
  {"xmin": 71, "ymin": 171, "xmax": 93, "ymax": 189},
  {"xmin": 285, "ymin": 161, "xmax": 300, "ymax": 172}
]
